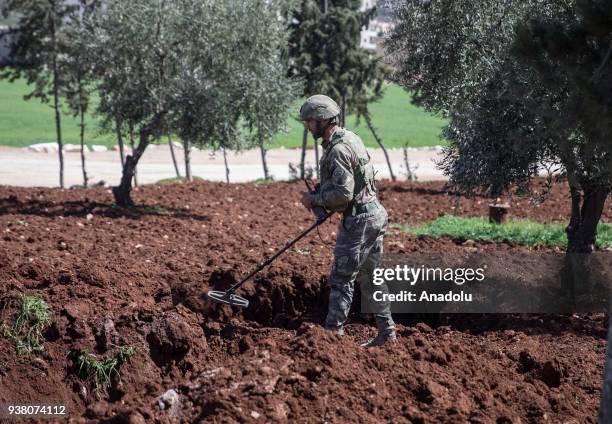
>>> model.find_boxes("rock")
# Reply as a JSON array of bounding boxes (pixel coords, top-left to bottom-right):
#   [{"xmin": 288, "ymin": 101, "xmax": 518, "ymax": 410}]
[
  {"xmin": 86, "ymin": 213, "xmax": 94, "ymax": 221},
  {"xmin": 518, "ymin": 349, "xmax": 564, "ymax": 388},
  {"xmin": 63, "ymin": 143, "xmax": 82, "ymax": 152},
  {"xmin": 149, "ymin": 312, "xmax": 196, "ymax": 357},
  {"xmin": 87, "ymin": 402, "xmax": 108, "ymax": 418},
  {"xmin": 91, "ymin": 145, "xmax": 108, "ymax": 152},
  {"xmin": 250, "ymin": 410, "xmax": 261, "ymax": 419},
  {"xmin": 157, "ymin": 389, "xmax": 180, "ymax": 411},
  {"xmin": 63, "ymin": 300, "xmax": 91, "ymax": 321},
  {"xmin": 273, "ymin": 402, "xmax": 289, "ymax": 420},
  {"xmin": 540, "ymin": 360, "xmax": 563, "ymax": 388},
  {"xmin": 127, "ymin": 411, "xmax": 146, "ymax": 424},
  {"xmin": 28, "ymin": 142, "xmax": 58, "ymax": 153},
  {"xmin": 95, "ymin": 316, "xmax": 118, "ymax": 352},
  {"xmin": 415, "ymin": 322, "xmax": 433, "ymax": 333}
]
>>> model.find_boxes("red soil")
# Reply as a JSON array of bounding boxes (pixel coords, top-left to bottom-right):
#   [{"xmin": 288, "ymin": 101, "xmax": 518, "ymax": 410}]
[{"xmin": 0, "ymin": 179, "xmax": 609, "ymax": 423}]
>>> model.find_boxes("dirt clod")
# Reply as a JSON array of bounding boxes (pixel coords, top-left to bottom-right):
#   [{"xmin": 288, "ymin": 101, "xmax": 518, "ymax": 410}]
[{"xmin": 149, "ymin": 312, "xmax": 197, "ymax": 358}]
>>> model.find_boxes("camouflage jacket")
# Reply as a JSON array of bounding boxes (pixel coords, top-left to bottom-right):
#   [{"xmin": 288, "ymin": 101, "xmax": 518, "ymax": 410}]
[{"xmin": 310, "ymin": 127, "xmax": 377, "ymax": 212}]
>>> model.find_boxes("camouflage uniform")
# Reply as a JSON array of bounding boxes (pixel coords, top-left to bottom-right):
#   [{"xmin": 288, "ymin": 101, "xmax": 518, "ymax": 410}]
[{"xmin": 309, "ymin": 127, "xmax": 395, "ymax": 336}]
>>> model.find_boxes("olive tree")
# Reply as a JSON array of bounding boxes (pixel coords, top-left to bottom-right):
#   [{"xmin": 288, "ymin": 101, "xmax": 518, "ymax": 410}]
[
  {"xmin": 387, "ymin": 0, "xmax": 610, "ymax": 253},
  {"xmin": 0, "ymin": 0, "xmax": 76, "ymax": 188},
  {"xmin": 84, "ymin": 0, "xmax": 297, "ymax": 205}
]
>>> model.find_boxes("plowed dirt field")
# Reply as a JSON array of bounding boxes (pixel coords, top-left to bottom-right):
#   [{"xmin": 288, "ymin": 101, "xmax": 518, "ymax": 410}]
[{"xmin": 0, "ymin": 180, "xmax": 609, "ymax": 423}]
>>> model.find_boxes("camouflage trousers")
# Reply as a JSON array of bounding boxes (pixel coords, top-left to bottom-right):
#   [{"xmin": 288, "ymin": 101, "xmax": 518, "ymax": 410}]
[{"xmin": 325, "ymin": 201, "xmax": 395, "ymax": 334}]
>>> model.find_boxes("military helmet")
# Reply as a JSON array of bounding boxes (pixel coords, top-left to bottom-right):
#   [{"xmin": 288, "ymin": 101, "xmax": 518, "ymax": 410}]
[{"xmin": 299, "ymin": 94, "xmax": 341, "ymax": 121}]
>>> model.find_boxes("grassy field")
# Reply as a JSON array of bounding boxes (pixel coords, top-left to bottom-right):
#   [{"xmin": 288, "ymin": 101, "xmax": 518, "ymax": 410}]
[
  {"xmin": 0, "ymin": 79, "xmax": 448, "ymax": 149},
  {"xmin": 398, "ymin": 215, "xmax": 612, "ymax": 249}
]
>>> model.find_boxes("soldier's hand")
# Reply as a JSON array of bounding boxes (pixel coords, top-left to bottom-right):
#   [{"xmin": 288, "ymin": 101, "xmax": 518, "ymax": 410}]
[{"xmin": 300, "ymin": 191, "xmax": 313, "ymax": 210}]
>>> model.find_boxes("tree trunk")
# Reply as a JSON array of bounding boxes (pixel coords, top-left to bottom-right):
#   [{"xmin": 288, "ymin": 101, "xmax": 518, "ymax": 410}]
[
  {"xmin": 167, "ymin": 134, "xmax": 181, "ymax": 178},
  {"xmin": 560, "ymin": 183, "xmax": 609, "ymax": 312},
  {"xmin": 112, "ymin": 112, "xmax": 166, "ymax": 206},
  {"xmin": 49, "ymin": 1, "xmax": 64, "ymax": 188},
  {"xmin": 365, "ymin": 112, "xmax": 395, "ymax": 181},
  {"xmin": 183, "ymin": 139, "xmax": 192, "ymax": 182},
  {"xmin": 566, "ymin": 184, "xmax": 609, "ymax": 253},
  {"xmin": 313, "ymin": 133, "xmax": 320, "ymax": 179},
  {"xmin": 115, "ymin": 117, "xmax": 125, "ymax": 168},
  {"xmin": 129, "ymin": 124, "xmax": 138, "ymax": 186},
  {"xmin": 259, "ymin": 134, "xmax": 270, "ymax": 180},
  {"xmin": 113, "ymin": 131, "xmax": 149, "ymax": 206},
  {"xmin": 79, "ymin": 106, "xmax": 88, "ymax": 187},
  {"xmin": 600, "ymin": 306, "xmax": 612, "ymax": 423},
  {"xmin": 403, "ymin": 144, "xmax": 416, "ymax": 181},
  {"xmin": 300, "ymin": 127, "xmax": 308, "ymax": 179},
  {"xmin": 222, "ymin": 147, "xmax": 230, "ymax": 184},
  {"xmin": 340, "ymin": 92, "xmax": 346, "ymax": 128}
]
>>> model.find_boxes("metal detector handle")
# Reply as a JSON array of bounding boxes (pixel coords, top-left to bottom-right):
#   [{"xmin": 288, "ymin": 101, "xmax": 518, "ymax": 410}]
[
  {"xmin": 304, "ymin": 179, "xmax": 328, "ymax": 222},
  {"xmin": 223, "ymin": 210, "xmax": 332, "ymax": 296}
]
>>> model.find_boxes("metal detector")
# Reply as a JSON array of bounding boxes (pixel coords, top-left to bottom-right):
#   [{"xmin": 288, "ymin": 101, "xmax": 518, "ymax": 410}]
[{"xmin": 207, "ymin": 186, "xmax": 332, "ymax": 308}]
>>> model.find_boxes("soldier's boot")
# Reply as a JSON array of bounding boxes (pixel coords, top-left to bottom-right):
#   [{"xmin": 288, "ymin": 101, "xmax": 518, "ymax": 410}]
[
  {"xmin": 360, "ymin": 329, "xmax": 397, "ymax": 348},
  {"xmin": 325, "ymin": 326, "xmax": 345, "ymax": 336}
]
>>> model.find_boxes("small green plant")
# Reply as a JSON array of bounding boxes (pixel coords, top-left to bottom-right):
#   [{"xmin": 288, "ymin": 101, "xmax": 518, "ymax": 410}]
[
  {"xmin": 74, "ymin": 346, "xmax": 136, "ymax": 396},
  {"xmin": 250, "ymin": 177, "xmax": 277, "ymax": 185},
  {"xmin": 399, "ymin": 215, "xmax": 612, "ymax": 249},
  {"xmin": 156, "ymin": 176, "xmax": 203, "ymax": 184},
  {"xmin": 1, "ymin": 294, "xmax": 51, "ymax": 355}
]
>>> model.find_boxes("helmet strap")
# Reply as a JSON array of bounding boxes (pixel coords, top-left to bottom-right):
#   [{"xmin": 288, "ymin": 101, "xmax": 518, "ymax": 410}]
[{"xmin": 314, "ymin": 119, "xmax": 332, "ymax": 139}]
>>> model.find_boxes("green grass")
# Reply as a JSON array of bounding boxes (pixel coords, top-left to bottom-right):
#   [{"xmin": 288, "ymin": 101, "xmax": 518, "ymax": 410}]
[
  {"xmin": 270, "ymin": 84, "xmax": 448, "ymax": 148},
  {"xmin": 0, "ymin": 79, "xmax": 447, "ymax": 149},
  {"xmin": 249, "ymin": 177, "xmax": 279, "ymax": 185},
  {"xmin": 155, "ymin": 176, "xmax": 204, "ymax": 184},
  {"xmin": 1, "ymin": 294, "xmax": 51, "ymax": 355},
  {"xmin": 0, "ymin": 78, "xmax": 113, "ymax": 147},
  {"xmin": 398, "ymin": 215, "xmax": 612, "ymax": 249},
  {"xmin": 74, "ymin": 346, "xmax": 136, "ymax": 396}
]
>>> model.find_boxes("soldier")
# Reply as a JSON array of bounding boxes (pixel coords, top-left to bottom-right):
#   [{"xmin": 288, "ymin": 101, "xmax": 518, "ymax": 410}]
[{"xmin": 298, "ymin": 94, "xmax": 396, "ymax": 347}]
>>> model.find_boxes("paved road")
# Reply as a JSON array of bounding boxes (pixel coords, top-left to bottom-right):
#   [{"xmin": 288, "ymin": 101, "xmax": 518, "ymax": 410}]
[{"xmin": 0, "ymin": 145, "xmax": 447, "ymax": 187}]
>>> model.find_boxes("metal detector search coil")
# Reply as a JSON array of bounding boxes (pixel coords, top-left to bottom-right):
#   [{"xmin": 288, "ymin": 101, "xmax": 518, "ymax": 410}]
[{"xmin": 206, "ymin": 290, "xmax": 250, "ymax": 308}]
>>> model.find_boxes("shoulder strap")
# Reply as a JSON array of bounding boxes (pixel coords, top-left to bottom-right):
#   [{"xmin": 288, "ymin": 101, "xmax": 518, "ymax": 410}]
[{"xmin": 330, "ymin": 134, "xmax": 370, "ymax": 204}]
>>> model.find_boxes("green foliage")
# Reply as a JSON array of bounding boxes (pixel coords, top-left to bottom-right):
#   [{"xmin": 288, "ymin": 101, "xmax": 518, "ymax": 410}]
[
  {"xmin": 0, "ymin": 0, "xmax": 75, "ymax": 102},
  {"xmin": 388, "ymin": 0, "xmax": 611, "ymax": 194},
  {"xmin": 61, "ymin": 1, "xmax": 99, "ymax": 120},
  {"xmin": 288, "ymin": 0, "xmax": 387, "ymax": 122},
  {"xmin": 155, "ymin": 176, "xmax": 203, "ymax": 185},
  {"xmin": 1, "ymin": 294, "xmax": 51, "ymax": 355},
  {"xmin": 249, "ymin": 177, "xmax": 279, "ymax": 185},
  {"xmin": 74, "ymin": 346, "xmax": 136, "ymax": 396},
  {"xmin": 400, "ymin": 215, "xmax": 612, "ymax": 249},
  {"xmin": 388, "ymin": 0, "xmax": 551, "ymax": 195},
  {"xmin": 511, "ymin": 0, "xmax": 612, "ymax": 190},
  {"xmin": 83, "ymin": 0, "xmax": 297, "ymax": 150},
  {"xmin": 388, "ymin": 1, "xmax": 610, "ymax": 253}
]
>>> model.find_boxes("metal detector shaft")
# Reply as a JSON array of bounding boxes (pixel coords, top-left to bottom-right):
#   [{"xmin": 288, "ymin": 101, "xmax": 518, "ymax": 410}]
[{"xmin": 223, "ymin": 212, "xmax": 332, "ymax": 296}]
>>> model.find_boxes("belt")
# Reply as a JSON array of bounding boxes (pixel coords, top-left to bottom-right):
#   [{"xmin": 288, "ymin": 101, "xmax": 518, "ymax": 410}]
[{"xmin": 343, "ymin": 200, "xmax": 380, "ymax": 217}]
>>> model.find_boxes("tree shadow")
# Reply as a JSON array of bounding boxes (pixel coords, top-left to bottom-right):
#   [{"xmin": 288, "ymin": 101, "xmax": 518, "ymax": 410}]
[
  {"xmin": 0, "ymin": 196, "xmax": 209, "ymax": 222},
  {"xmin": 378, "ymin": 184, "xmax": 486, "ymax": 198}
]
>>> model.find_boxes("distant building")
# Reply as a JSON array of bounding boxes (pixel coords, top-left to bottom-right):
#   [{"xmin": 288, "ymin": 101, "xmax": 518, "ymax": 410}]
[{"xmin": 360, "ymin": 0, "xmax": 396, "ymax": 58}]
